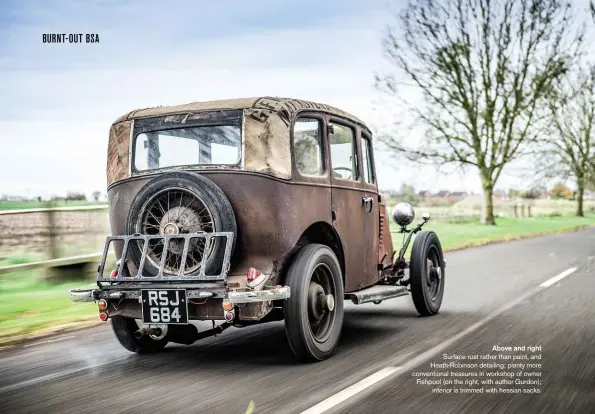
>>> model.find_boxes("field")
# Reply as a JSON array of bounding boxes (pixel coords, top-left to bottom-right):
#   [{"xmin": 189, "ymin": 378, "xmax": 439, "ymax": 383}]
[
  {"xmin": 1, "ymin": 212, "xmax": 593, "ymax": 346},
  {"xmin": 0, "ymin": 200, "xmax": 106, "ymax": 210}
]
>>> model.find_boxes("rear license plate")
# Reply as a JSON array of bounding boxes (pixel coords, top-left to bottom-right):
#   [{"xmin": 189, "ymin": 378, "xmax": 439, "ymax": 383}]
[{"xmin": 141, "ymin": 289, "xmax": 188, "ymax": 325}]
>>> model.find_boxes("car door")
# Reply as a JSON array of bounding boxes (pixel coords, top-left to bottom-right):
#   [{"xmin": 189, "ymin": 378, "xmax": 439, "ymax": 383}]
[
  {"xmin": 360, "ymin": 130, "xmax": 381, "ymax": 286},
  {"xmin": 328, "ymin": 118, "xmax": 373, "ymax": 292}
]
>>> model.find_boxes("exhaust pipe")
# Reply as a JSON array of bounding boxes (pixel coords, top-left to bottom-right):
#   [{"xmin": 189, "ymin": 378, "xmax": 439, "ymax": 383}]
[
  {"xmin": 148, "ymin": 326, "xmax": 163, "ymax": 337},
  {"xmin": 134, "ymin": 327, "xmax": 149, "ymax": 339},
  {"xmin": 134, "ymin": 325, "xmax": 166, "ymax": 340}
]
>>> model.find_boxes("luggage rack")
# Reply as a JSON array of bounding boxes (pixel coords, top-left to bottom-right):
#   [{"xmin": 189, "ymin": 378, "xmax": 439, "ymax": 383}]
[{"xmin": 97, "ymin": 232, "xmax": 234, "ymax": 283}]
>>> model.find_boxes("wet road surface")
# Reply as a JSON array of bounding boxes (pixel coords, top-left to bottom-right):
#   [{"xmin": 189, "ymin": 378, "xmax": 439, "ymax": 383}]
[{"xmin": 1, "ymin": 228, "xmax": 594, "ymax": 413}]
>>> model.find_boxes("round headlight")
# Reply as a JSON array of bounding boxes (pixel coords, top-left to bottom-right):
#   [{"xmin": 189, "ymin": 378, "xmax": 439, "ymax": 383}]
[{"xmin": 392, "ymin": 202, "xmax": 415, "ymax": 226}]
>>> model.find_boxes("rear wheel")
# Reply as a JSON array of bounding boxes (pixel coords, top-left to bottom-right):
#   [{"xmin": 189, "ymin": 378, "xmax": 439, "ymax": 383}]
[
  {"xmin": 284, "ymin": 244, "xmax": 344, "ymax": 362},
  {"xmin": 111, "ymin": 316, "xmax": 169, "ymax": 353},
  {"xmin": 409, "ymin": 231, "xmax": 445, "ymax": 316}
]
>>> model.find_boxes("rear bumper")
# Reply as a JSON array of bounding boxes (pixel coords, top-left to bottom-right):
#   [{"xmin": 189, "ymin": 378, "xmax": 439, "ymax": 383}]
[
  {"xmin": 69, "ymin": 288, "xmax": 96, "ymax": 302},
  {"xmin": 228, "ymin": 286, "xmax": 290, "ymax": 303},
  {"xmin": 68, "ymin": 285, "xmax": 290, "ymax": 304}
]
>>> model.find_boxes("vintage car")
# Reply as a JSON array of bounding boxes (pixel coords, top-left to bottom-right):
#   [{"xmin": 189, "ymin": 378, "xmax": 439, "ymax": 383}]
[{"xmin": 70, "ymin": 96, "xmax": 445, "ymax": 362}]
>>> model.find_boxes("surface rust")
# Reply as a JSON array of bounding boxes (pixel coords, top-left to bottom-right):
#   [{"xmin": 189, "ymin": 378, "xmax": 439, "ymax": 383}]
[
  {"xmin": 105, "ymin": 99, "xmax": 388, "ymax": 294},
  {"xmin": 108, "ymin": 172, "xmax": 333, "ymax": 286}
]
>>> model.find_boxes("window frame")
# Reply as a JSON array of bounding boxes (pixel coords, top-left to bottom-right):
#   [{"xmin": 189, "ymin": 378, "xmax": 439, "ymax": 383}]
[
  {"xmin": 130, "ymin": 109, "xmax": 244, "ymax": 175},
  {"xmin": 361, "ymin": 131, "xmax": 375, "ymax": 185},
  {"xmin": 328, "ymin": 120, "xmax": 360, "ymax": 183},
  {"xmin": 291, "ymin": 115, "xmax": 327, "ymax": 178}
]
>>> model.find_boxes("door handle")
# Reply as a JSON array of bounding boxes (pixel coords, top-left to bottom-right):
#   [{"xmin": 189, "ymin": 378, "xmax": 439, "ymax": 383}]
[{"xmin": 362, "ymin": 196, "xmax": 374, "ymax": 213}]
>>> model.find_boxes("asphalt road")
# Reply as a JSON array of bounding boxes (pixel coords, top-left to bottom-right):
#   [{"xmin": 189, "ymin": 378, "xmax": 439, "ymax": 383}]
[{"xmin": 1, "ymin": 228, "xmax": 594, "ymax": 414}]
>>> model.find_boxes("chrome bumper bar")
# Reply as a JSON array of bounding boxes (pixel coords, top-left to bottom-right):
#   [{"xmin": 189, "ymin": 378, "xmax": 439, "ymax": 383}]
[
  {"xmin": 69, "ymin": 286, "xmax": 291, "ymax": 304},
  {"xmin": 69, "ymin": 288, "xmax": 95, "ymax": 302},
  {"xmin": 228, "ymin": 286, "xmax": 290, "ymax": 304}
]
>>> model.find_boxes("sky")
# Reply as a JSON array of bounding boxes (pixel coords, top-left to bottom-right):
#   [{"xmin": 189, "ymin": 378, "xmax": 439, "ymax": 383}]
[{"xmin": 0, "ymin": 0, "xmax": 572, "ymax": 199}]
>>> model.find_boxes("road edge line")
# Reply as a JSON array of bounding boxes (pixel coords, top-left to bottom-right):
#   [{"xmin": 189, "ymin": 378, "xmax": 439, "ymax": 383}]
[
  {"xmin": 300, "ymin": 367, "xmax": 400, "ymax": 414},
  {"xmin": 540, "ymin": 267, "xmax": 577, "ymax": 288}
]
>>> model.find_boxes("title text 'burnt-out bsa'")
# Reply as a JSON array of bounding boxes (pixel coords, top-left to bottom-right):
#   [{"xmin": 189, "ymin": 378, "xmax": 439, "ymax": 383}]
[{"xmin": 70, "ymin": 97, "xmax": 446, "ymax": 362}]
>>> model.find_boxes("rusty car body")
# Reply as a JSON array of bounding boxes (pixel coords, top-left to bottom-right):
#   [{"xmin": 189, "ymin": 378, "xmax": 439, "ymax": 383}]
[{"xmin": 70, "ymin": 96, "xmax": 446, "ymax": 361}]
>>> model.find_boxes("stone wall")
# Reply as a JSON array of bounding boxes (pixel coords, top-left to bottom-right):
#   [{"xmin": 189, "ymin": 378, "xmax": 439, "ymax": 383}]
[{"xmin": 0, "ymin": 211, "xmax": 111, "ymax": 259}]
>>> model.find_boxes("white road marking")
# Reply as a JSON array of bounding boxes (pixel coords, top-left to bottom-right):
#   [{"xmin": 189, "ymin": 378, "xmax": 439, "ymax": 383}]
[
  {"xmin": 23, "ymin": 335, "xmax": 77, "ymax": 348},
  {"xmin": 300, "ymin": 367, "xmax": 400, "ymax": 414},
  {"xmin": 540, "ymin": 267, "xmax": 577, "ymax": 288},
  {"xmin": 300, "ymin": 267, "xmax": 580, "ymax": 414}
]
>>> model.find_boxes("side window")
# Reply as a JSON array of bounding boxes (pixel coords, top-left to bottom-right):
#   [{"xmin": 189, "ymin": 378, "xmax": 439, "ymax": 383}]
[
  {"xmin": 293, "ymin": 118, "xmax": 324, "ymax": 176},
  {"xmin": 329, "ymin": 123, "xmax": 358, "ymax": 181},
  {"xmin": 361, "ymin": 134, "xmax": 374, "ymax": 184}
]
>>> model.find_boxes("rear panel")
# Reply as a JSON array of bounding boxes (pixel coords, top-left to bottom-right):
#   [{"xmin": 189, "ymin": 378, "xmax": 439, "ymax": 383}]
[{"xmin": 107, "ymin": 171, "xmax": 332, "ymax": 283}]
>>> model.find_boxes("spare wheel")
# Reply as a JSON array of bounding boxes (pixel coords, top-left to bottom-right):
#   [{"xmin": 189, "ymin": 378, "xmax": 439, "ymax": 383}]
[{"xmin": 126, "ymin": 171, "xmax": 237, "ymax": 276}]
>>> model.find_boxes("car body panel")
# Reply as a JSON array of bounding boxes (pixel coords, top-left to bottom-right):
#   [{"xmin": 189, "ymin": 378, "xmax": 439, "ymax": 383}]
[{"xmin": 105, "ymin": 97, "xmax": 385, "ymax": 294}]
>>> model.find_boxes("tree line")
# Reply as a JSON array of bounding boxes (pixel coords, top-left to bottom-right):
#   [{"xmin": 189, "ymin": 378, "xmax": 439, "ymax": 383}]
[
  {"xmin": 390, "ymin": 182, "xmax": 582, "ymax": 207},
  {"xmin": 377, "ymin": 0, "xmax": 595, "ymax": 224}
]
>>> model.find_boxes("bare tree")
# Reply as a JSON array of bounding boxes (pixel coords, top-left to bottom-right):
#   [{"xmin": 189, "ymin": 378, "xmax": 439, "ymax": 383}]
[
  {"xmin": 539, "ymin": 65, "xmax": 595, "ymax": 216},
  {"xmin": 376, "ymin": 0, "xmax": 583, "ymax": 224}
]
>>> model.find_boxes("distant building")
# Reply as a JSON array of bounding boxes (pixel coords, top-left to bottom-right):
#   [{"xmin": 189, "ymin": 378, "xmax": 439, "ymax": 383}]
[
  {"xmin": 431, "ymin": 190, "xmax": 467, "ymax": 200},
  {"xmin": 493, "ymin": 189, "xmax": 508, "ymax": 200},
  {"xmin": 418, "ymin": 190, "xmax": 432, "ymax": 199}
]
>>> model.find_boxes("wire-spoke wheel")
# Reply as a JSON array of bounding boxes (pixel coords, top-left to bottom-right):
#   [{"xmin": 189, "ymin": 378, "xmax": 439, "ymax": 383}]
[
  {"xmin": 410, "ymin": 231, "xmax": 445, "ymax": 316},
  {"xmin": 126, "ymin": 172, "xmax": 237, "ymax": 276},
  {"xmin": 284, "ymin": 244, "xmax": 344, "ymax": 362},
  {"xmin": 137, "ymin": 187, "xmax": 215, "ymax": 274}
]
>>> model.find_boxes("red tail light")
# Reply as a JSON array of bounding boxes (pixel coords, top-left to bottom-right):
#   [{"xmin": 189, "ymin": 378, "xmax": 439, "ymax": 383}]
[
  {"xmin": 99, "ymin": 312, "xmax": 109, "ymax": 321},
  {"xmin": 224, "ymin": 310, "xmax": 234, "ymax": 321},
  {"xmin": 110, "ymin": 269, "xmax": 118, "ymax": 277},
  {"xmin": 247, "ymin": 267, "xmax": 261, "ymax": 283}
]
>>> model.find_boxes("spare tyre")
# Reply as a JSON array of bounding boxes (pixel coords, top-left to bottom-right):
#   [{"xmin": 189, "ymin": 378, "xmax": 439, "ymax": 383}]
[{"xmin": 126, "ymin": 171, "xmax": 237, "ymax": 276}]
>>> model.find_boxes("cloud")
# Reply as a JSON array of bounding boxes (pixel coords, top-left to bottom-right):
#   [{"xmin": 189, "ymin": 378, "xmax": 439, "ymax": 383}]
[{"xmin": 0, "ymin": 0, "xmax": 523, "ymax": 197}]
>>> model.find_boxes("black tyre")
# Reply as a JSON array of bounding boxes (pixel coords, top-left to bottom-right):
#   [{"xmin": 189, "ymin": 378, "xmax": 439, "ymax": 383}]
[
  {"xmin": 409, "ymin": 231, "xmax": 445, "ymax": 316},
  {"xmin": 111, "ymin": 316, "xmax": 169, "ymax": 353},
  {"xmin": 126, "ymin": 171, "xmax": 237, "ymax": 276},
  {"xmin": 284, "ymin": 244, "xmax": 344, "ymax": 362}
]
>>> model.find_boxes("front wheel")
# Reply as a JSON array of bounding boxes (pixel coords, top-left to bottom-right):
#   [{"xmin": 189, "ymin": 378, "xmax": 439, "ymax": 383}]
[
  {"xmin": 409, "ymin": 231, "xmax": 445, "ymax": 316},
  {"xmin": 284, "ymin": 244, "xmax": 344, "ymax": 362}
]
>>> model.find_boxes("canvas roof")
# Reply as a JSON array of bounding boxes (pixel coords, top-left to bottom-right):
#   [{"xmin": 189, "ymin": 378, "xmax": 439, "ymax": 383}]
[{"xmin": 113, "ymin": 96, "xmax": 369, "ymax": 131}]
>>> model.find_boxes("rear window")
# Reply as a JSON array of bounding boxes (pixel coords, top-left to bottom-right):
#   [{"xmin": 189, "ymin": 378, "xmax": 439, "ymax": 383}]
[{"xmin": 133, "ymin": 125, "xmax": 241, "ymax": 171}]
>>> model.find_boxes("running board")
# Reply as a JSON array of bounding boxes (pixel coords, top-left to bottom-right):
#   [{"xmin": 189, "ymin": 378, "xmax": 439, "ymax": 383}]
[{"xmin": 345, "ymin": 285, "xmax": 409, "ymax": 305}]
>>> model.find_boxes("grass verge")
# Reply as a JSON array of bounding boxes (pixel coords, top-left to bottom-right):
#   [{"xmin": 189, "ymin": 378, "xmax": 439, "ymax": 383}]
[
  {"xmin": 0, "ymin": 265, "xmax": 98, "ymax": 347},
  {"xmin": 405, "ymin": 214, "xmax": 595, "ymax": 252},
  {"xmin": 0, "ymin": 200, "xmax": 106, "ymax": 210},
  {"xmin": 1, "ymin": 214, "xmax": 594, "ymax": 347}
]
